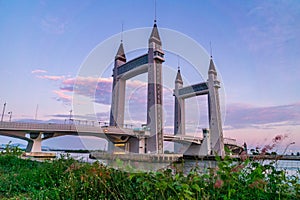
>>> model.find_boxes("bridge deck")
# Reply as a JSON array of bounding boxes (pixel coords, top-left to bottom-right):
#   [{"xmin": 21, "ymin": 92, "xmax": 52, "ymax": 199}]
[{"xmin": 0, "ymin": 122, "xmax": 237, "ymax": 146}]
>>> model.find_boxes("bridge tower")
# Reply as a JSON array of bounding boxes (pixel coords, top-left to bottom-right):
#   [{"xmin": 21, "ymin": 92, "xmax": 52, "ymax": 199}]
[
  {"xmin": 207, "ymin": 57, "xmax": 224, "ymax": 157},
  {"xmin": 174, "ymin": 67, "xmax": 184, "ymax": 136},
  {"xmin": 109, "ymin": 22, "xmax": 165, "ymax": 154},
  {"xmin": 174, "ymin": 67, "xmax": 185, "ymax": 153},
  {"xmin": 147, "ymin": 22, "xmax": 165, "ymax": 154},
  {"xmin": 110, "ymin": 42, "xmax": 126, "ymax": 127},
  {"xmin": 173, "ymin": 56, "xmax": 224, "ymax": 157}
]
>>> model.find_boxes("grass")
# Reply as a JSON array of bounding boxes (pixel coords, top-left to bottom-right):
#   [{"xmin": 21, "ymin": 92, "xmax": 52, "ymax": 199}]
[{"xmin": 0, "ymin": 149, "xmax": 299, "ymax": 199}]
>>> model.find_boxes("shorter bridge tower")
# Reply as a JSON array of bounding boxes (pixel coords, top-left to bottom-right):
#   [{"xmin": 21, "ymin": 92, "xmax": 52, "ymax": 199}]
[{"xmin": 173, "ymin": 57, "xmax": 224, "ymax": 157}]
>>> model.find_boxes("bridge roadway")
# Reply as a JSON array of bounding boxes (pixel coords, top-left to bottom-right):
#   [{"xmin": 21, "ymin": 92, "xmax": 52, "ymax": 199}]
[
  {"xmin": 0, "ymin": 121, "xmax": 143, "ymax": 152},
  {"xmin": 0, "ymin": 121, "xmax": 238, "ymax": 154}
]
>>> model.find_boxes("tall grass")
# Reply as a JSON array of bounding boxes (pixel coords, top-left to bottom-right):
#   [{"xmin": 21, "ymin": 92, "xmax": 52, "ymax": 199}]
[{"xmin": 0, "ymin": 151, "xmax": 299, "ymax": 199}]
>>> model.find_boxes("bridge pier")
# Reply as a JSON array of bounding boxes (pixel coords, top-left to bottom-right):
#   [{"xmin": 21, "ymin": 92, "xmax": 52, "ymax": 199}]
[
  {"xmin": 184, "ymin": 129, "xmax": 211, "ymax": 156},
  {"xmin": 26, "ymin": 132, "xmax": 42, "ymax": 152},
  {"xmin": 138, "ymin": 137, "xmax": 146, "ymax": 154}
]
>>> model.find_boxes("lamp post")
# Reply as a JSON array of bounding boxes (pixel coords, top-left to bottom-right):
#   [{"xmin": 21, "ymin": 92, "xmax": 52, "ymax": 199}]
[
  {"xmin": 69, "ymin": 109, "xmax": 72, "ymax": 124},
  {"xmin": 7, "ymin": 111, "xmax": 12, "ymax": 122},
  {"xmin": 283, "ymin": 142, "xmax": 295, "ymax": 155},
  {"xmin": 1, "ymin": 102, "xmax": 6, "ymax": 122}
]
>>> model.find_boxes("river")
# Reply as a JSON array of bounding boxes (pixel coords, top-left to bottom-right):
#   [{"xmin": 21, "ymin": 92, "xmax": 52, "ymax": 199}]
[{"xmin": 55, "ymin": 152, "xmax": 300, "ymax": 176}]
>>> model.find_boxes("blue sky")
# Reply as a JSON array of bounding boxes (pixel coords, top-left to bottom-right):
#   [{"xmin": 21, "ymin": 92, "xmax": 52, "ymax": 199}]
[{"xmin": 0, "ymin": 0, "xmax": 299, "ymax": 152}]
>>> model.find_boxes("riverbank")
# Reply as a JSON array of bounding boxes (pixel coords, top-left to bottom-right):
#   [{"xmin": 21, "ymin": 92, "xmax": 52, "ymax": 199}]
[{"xmin": 0, "ymin": 154, "xmax": 299, "ymax": 199}]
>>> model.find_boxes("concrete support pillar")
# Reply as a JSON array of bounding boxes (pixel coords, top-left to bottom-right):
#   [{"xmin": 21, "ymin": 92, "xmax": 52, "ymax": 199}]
[
  {"xmin": 110, "ymin": 78, "xmax": 126, "ymax": 127},
  {"xmin": 107, "ymin": 141, "xmax": 114, "ymax": 153},
  {"xmin": 198, "ymin": 128, "xmax": 211, "ymax": 155},
  {"xmin": 26, "ymin": 132, "xmax": 42, "ymax": 152},
  {"xmin": 139, "ymin": 137, "xmax": 146, "ymax": 154}
]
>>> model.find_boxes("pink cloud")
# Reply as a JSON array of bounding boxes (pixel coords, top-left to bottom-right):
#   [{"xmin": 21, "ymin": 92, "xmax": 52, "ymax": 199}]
[
  {"xmin": 53, "ymin": 90, "xmax": 72, "ymax": 102},
  {"xmin": 37, "ymin": 75, "xmax": 65, "ymax": 81}
]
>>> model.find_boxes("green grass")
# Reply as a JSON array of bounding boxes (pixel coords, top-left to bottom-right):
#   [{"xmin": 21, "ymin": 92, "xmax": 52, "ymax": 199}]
[{"xmin": 0, "ymin": 153, "xmax": 299, "ymax": 199}]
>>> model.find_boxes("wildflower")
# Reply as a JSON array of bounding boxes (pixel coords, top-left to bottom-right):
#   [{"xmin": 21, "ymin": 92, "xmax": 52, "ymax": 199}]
[
  {"xmin": 240, "ymin": 151, "xmax": 248, "ymax": 161},
  {"xmin": 64, "ymin": 163, "xmax": 80, "ymax": 173},
  {"xmin": 272, "ymin": 134, "xmax": 287, "ymax": 143},
  {"xmin": 214, "ymin": 179, "xmax": 223, "ymax": 188},
  {"xmin": 231, "ymin": 164, "xmax": 244, "ymax": 173},
  {"xmin": 80, "ymin": 175, "xmax": 85, "ymax": 182},
  {"xmin": 249, "ymin": 179, "xmax": 266, "ymax": 189}
]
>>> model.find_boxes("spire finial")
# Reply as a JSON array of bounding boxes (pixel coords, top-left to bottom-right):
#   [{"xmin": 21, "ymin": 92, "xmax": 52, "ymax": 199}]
[
  {"xmin": 154, "ymin": 0, "xmax": 157, "ymax": 24},
  {"xmin": 209, "ymin": 41, "xmax": 213, "ymax": 58},
  {"xmin": 177, "ymin": 55, "xmax": 180, "ymax": 71},
  {"xmin": 121, "ymin": 21, "xmax": 124, "ymax": 42}
]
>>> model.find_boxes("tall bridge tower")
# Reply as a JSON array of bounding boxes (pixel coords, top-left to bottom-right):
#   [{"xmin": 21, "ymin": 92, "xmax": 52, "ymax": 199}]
[{"xmin": 109, "ymin": 22, "xmax": 165, "ymax": 154}]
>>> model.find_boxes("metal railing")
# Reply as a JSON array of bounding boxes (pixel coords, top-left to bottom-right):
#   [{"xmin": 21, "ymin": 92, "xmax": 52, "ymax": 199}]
[
  {"xmin": 0, "ymin": 121, "xmax": 78, "ymax": 131},
  {"xmin": 0, "ymin": 121, "xmax": 137, "ymax": 134}
]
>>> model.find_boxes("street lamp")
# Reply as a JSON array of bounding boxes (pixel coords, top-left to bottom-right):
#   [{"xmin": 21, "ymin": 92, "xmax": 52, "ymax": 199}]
[
  {"xmin": 69, "ymin": 109, "xmax": 73, "ymax": 124},
  {"xmin": 1, "ymin": 102, "xmax": 6, "ymax": 122},
  {"xmin": 7, "ymin": 111, "xmax": 12, "ymax": 122},
  {"xmin": 283, "ymin": 142, "xmax": 295, "ymax": 155}
]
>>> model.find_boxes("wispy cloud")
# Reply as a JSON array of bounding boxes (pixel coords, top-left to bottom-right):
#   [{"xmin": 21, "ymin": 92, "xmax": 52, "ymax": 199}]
[
  {"xmin": 37, "ymin": 75, "xmax": 65, "ymax": 81},
  {"xmin": 31, "ymin": 69, "xmax": 47, "ymax": 74},
  {"xmin": 225, "ymin": 102, "xmax": 300, "ymax": 129},
  {"xmin": 41, "ymin": 15, "xmax": 68, "ymax": 34},
  {"xmin": 241, "ymin": 1, "xmax": 300, "ymax": 52}
]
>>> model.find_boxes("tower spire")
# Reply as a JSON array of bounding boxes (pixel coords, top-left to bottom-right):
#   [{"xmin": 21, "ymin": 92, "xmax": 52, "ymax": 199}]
[
  {"xmin": 115, "ymin": 42, "xmax": 126, "ymax": 61},
  {"xmin": 149, "ymin": 22, "xmax": 161, "ymax": 45},
  {"xmin": 209, "ymin": 56, "xmax": 217, "ymax": 73},
  {"xmin": 175, "ymin": 55, "xmax": 183, "ymax": 84}
]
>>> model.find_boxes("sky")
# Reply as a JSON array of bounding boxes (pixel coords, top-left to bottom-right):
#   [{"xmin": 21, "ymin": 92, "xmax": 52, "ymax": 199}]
[{"xmin": 0, "ymin": 0, "xmax": 299, "ymax": 152}]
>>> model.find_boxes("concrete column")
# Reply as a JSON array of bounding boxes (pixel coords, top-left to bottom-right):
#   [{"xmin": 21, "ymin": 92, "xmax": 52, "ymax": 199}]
[
  {"xmin": 139, "ymin": 137, "xmax": 146, "ymax": 154},
  {"xmin": 110, "ymin": 78, "xmax": 126, "ymax": 127},
  {"xmin": 147, "ymin": 57, "xmax": 164, "ymax": 154},
  {"xmin": 198, "ymin": 128, "xmax": 211, "ymax": 155},
  {"xmin": 26, "ymin": 132, "xmax": 42, "ymax": 152}
]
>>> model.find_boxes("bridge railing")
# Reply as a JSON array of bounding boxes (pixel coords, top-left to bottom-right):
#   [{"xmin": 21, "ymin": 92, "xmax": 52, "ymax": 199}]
[
  {"xmin": 0, "ymin": 121, "xmax": 139, "ymax": 134},
  {"xmin": 224, "ymin": 138, "xmax": 237, "ymax": 146},
  {"xmin": 0, "ymin": 121, "xmax": 79, "ymax": 131}
]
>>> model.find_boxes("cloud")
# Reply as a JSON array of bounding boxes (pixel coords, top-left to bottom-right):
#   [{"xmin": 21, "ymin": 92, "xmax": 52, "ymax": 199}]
[
  {"xmin": 31, "ymin": 69, "xmax": 47, "ymax": 74},
  {"xmin": 60, "ymin": 76, "xmax": 113, "ymax": 105},
  {"xmin": 53, "ymin": 90, "xmax": 72, "ymax": 103},
  {"xmin": 41, "ymin": 15, "xmax": 68, "ymax": 34},
  {"xmin": 241, "ymin": 1, "xmax": 300, "ymax": 52},
  {"xmin": 225, "ymin": 102, "xmax": 300, "ymax": 129},
  {"xmin": 37, "ymin": 75, "xmax": 65, "ymax": 81},
  {"xmin": 34, "ymin": 71, "xmax": 300, "ymax": 132}
]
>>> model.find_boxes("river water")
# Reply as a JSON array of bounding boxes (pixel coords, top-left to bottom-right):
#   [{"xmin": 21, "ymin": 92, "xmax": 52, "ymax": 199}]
[{"xmin": 56, "ymin": 152, "xmax": 300, "ymax": 176}]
